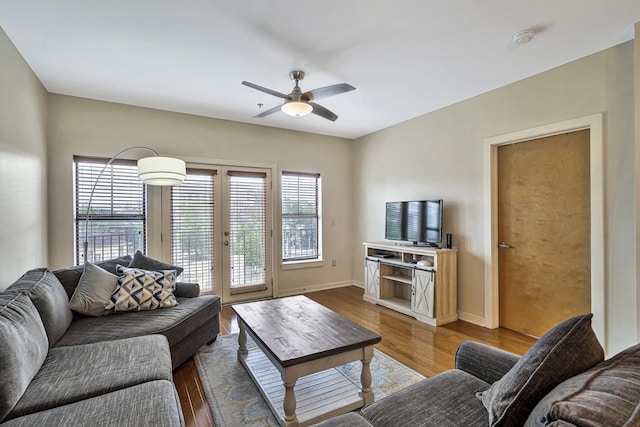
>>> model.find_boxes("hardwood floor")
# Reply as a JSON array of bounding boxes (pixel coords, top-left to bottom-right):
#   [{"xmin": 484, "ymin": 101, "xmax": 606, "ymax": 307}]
[{"xmin": 173, "ymin": 286, "xmax": 537, "ymax": 427}]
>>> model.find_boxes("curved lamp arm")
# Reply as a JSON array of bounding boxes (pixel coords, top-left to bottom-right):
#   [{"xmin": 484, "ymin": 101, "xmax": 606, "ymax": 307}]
[{"xmin": 82, "ymin": 146, "xmax": 185, "ymax": 265}]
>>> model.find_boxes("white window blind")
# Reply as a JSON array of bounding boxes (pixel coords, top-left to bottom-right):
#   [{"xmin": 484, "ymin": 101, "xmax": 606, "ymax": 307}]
[
  {"xmin": 74, "ymin": 156, "xmax": 146, "ymax": 264},
  {"xmin": 228, "ymin": 171, "xmax": 267, "ymax": 293},
  {"xmin": 281, "ymin": 172, "xmax": 321, "ymax": 262},
  {"xmin": 170, "ymin": 169, "xmax": 216, "ymax": 293}
]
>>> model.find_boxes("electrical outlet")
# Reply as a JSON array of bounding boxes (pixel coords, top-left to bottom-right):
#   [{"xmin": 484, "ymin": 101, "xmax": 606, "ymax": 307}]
[{"xmin": 332, "ymin": 259, "xmax": 336, "ymax": 266}]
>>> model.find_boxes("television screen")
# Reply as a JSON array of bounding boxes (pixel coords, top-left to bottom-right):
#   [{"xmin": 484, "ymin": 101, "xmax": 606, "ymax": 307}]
[{"xmin": 385, "ymin": 200, "xmax": 443, "ymax": 244}]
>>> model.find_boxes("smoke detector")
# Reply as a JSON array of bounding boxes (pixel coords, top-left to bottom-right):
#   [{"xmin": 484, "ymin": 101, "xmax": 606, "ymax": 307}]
[{"xmin": 513, "ymin": 29, "xmax": 535, "ymax": 45}]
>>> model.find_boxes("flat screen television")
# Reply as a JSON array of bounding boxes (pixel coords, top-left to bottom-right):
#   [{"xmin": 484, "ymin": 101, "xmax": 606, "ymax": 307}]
[{"xmin": 385, "ymin": 200, "xmax": 443, "ymax": 246}]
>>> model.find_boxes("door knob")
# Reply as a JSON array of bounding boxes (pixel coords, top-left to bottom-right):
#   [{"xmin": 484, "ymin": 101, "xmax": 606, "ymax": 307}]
[
  {"xmin": 498, "ymin": 242, "xmax": 512, "ymax": 249},
  {"xmin": 224, "ymin": 231, "xmax": 230, "ymax": 236},
  {"xmin": 224, "ymin": 241, "xmax": 229, "ymax": 246}
]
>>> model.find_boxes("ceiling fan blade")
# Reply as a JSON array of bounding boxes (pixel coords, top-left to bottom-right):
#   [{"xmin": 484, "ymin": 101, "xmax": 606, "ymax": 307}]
[
  {"xmin": 252, "ymin": 104, "xmax": 282, "ymax": 118},
  {"xmin": 242, "ymin": 81, "xmax": 290, "ymax": 99},
  {"xmin": 302, "ymin": 83, "xmax": 355, "ymax": 101},
  {"xmin": 309, "ymin": 102, "xmax": 338, "ymax": 122}
]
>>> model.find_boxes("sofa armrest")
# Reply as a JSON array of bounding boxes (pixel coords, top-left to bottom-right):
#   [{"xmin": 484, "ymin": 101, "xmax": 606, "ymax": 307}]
[
  {"xmin": 174, "ymin": 282, "xmax": 200, "ymax": 298},
  {"xmin": 455, "ymin": 341, "xmax": 520, "ymax": 384}
]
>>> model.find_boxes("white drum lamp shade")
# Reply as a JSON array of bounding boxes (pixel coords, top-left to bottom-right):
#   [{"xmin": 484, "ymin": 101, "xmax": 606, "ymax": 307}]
[
  {"xmin": 281, "ymin": 101, "xmax": 313, "ymax": 117},
  {"xmin": 137, "ymin": 156, "xmax": 186, "ymax": 186}
]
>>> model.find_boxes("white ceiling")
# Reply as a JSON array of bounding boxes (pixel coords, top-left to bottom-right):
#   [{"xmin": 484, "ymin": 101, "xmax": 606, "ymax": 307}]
[{"xmin": 2, "ymin": 1, "xmax": 640, "ymax": 139}]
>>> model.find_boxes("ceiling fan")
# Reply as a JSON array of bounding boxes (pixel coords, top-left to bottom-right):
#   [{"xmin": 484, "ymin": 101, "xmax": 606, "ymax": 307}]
[{"xmin": 242, "ymin": 70, "xmax": 355, "ymax": 122}]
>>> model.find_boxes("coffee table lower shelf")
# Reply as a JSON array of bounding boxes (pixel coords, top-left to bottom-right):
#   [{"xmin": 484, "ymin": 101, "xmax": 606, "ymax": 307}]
[{"xmin": 240, "ymin": 347, "xmax": 366, "ymax": 426}]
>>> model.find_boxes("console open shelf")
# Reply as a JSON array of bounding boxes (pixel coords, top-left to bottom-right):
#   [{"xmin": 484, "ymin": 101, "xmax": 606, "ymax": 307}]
[{"xmin": 382, "ymin": 274, "xmax": 413, "ymax": 285}]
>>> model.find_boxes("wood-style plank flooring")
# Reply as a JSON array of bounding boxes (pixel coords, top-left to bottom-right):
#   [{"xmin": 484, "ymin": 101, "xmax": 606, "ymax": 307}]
[{"xmin": 173, "ymin": 286, "xmax": 537, "ymax": 427}]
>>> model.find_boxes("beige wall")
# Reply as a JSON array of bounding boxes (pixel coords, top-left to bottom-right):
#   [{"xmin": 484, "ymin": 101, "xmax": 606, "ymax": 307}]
[
  {"xmin": 635, "ymin": 23, "xmax": 640, "ymax": 340},
  {"xmin": 0, "ymin": 28, "xmax": 48, "ymax": 290},
  {"xmin": 353, "ymin": 41, "xmax": 636, "ymax": 354},
  {"xmin": 46, "ymin": 95, "xmax": 354, "ymax": 296}
]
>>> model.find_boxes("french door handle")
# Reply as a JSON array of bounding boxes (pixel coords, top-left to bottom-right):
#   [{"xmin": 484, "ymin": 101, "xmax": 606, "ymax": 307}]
[
  {"xmin": 223, "ymin": 241, "xmax": 229, "ymax": 246},
  {"xmin": 498, "ymin": 242, "xmax": 512, "ymax": 249}
]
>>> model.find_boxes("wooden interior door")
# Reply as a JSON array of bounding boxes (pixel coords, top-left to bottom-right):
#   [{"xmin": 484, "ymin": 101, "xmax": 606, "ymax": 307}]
[{"xmin": 498, "ymin": 130, "xmax": 591, "ymax": 337}]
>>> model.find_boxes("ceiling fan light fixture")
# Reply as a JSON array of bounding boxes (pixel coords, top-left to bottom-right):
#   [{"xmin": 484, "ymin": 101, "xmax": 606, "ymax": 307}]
[{"xmin": 281, "ymin": 101, "xmax": 313, "ymax": 117}]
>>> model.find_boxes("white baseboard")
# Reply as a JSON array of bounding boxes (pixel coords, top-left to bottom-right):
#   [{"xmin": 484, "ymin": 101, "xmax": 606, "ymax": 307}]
[
  {"xmin": 277, "ymin": 281, "xmax": 357, "ymax": 297},
  {"xmin": 457, "ymin": 311, "xmax": 486, "ymax": 327}
]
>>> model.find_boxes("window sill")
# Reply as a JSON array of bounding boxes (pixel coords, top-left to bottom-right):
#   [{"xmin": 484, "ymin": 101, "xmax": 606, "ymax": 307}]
[{"xmin": 281, "ymin": 260, "xmax": 325, "ymax": 270}]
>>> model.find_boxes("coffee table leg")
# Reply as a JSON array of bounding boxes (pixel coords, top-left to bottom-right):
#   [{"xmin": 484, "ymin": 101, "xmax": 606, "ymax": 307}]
[
  {"xmin": 237, "ymin": 320, "xmax": 248, "ymax": 360},
  {"xmin": 282, "ymin": 367, "xmax": 299, "ymax": 426},
  {"xmin": 361, "ymin": 346, "xmax": 374, "ymax": 405}
]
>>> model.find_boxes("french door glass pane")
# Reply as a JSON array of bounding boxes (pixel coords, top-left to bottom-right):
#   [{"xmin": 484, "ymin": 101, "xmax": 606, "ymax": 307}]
[
  {"xmin": 170, "ymin": 170, "xmax": 216, "ymax": 293},
  {"xmin": 228, "ymin": 172, "xmax": 266, "ymax": 291}
]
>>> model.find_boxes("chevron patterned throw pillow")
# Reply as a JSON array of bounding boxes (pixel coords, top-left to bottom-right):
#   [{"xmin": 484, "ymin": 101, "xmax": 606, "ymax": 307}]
[{"xmin": 106, "ymin": 266, "xmax": 178, "ymax": 312}]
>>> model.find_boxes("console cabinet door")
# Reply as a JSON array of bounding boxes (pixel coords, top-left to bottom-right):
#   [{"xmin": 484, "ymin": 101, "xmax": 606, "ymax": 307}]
[
  {"xmin": 412, "ymin": 269, "xmax": 435, "ymax": 317},
  {"xmin": 365, "ymin": 259, "xmax": 380, "ymax": 298}
]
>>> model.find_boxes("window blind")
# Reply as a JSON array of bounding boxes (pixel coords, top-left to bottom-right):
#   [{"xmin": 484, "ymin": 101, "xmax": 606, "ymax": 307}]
[
  {"xmin": 228, "ymin": 171, "xmax": 267, "ymax": 293},
  {"xmin": 170, "ymin": 169, "xmax": 216, "ymax": 293},
  {"xmin": 74, "ymin": 156, "xmax": 146, "ymax": 264},
  {"xmin": 281, "ymin": 172, "xmax": 320, "ymax": 262}
]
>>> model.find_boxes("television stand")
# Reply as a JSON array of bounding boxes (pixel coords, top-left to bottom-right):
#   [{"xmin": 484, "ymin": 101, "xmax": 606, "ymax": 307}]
[{"xmin": 363, "ymin": 241, "xmax": 457, "ymax": 326}]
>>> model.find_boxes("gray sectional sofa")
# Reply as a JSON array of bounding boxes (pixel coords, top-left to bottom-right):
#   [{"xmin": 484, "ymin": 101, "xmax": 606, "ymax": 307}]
[
  {"xmin": 0, "ymin": 255, "xmax": 221, "ymax": 427},
  {"xmin": 316, "ymin": 313, "xmax": 640, "ymax": 427}
]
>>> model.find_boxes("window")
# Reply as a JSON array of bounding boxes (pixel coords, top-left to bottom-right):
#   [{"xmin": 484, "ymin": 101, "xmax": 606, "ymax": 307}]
[
  {"xmin": 281, "ymin": 172, "xmax": 321, "ymax": 262},
  {"xmin": 170, "ymin": 169, "xmax": 216, "ymax": 293},
  {"xmin": 74, "ymin": 156, "xmax": 146, "ymax": 264}
]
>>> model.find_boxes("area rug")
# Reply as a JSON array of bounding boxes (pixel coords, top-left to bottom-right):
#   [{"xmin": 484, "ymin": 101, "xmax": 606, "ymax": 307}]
[{"xmin": 194, "ymin": 334, "xmax": 425, "ymax": 427}]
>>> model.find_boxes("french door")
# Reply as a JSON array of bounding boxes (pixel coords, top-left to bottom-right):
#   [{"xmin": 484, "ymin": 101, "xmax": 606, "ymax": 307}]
[{"xmin": 163, "ymin": 165, "xmax": 273, "ymax": 303}]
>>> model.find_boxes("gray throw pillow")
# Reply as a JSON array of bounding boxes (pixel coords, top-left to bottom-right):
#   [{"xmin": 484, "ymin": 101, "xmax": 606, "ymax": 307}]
[
  {"xmin": 543, "ymin": 343, "xmax": 640, "ymax": 426},
  {"xmin": 479, "ymin": 313, "xmax": 604, "ymax": 427},
  {"xmin": 53, "ymin": 255, "xmax": 133, "ymax": 299},
  {"xmin": 128, "ymin": 251, "xmax": 184, "ymax": 278},
  {"xmin": 0, "ymin": 293, "xmax": 49, "ymax": 421},
  {"xmin": 68, "ymin": 263, "xmax": 119, "ymax": 316}
]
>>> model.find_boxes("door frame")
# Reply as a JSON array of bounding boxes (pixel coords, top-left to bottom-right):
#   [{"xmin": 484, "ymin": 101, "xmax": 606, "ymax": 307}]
[{"xmin": 483, "ymin": 113, "xmax": 605, "ymax": 347}]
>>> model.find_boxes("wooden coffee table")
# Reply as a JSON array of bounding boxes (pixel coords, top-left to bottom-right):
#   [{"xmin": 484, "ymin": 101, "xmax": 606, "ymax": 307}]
[{"xmin": 232, "ymin": 295, "xmax": 381, "ymax": 427}]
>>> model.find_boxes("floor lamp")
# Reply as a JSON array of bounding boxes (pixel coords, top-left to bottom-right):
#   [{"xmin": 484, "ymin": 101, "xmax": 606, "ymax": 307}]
[{"xmin": 82, "ymin": 146, "xmax": 186, "ymax": 265}]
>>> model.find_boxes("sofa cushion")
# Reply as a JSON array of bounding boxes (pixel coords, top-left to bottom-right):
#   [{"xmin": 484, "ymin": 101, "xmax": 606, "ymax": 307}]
[
  {"xmin": 68, "ymin": 262, "xmax": 119, "ymax": 316},
  {"xmin": 360, "ymin": 369, "xmax": 490, "ymax": 427},
  {"xmin": 6, "ymin": 268, "xmax": 73, "ymax": 346},
  {"xmin": 0, "ymin": 293, "xmax": 49, "ymax": 422},
  {"xmin": 312, "ymin": 412, "xmax": 375, "ymax": 427},
  {"xmin": 54, "ymin": 294, "xmax": 220, "ymax": 350},
  {"xmin": 0, "ymin": 380, "xmax": 184, "ymax": 427},
  {"xmin": 128, "ymin": 250, "xmax": 184, "ymax": 278},
  {"xmin": 106, "ymin": 266, "xmax": 178, "ymax": 312},
  {"xmin": 6, "ymin": 335, "xmax": 173, "ymax": 420},
  {"xmin": 525, "ymin": 342, "xmax": 640, "ymax": 427},
  {"xmin": 479, "ymin": 314, "xmax": 604, "ymax": 427},
  {"xmin": 52, "ymin": 255, "xmax": 132, "ymax": 299}
]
